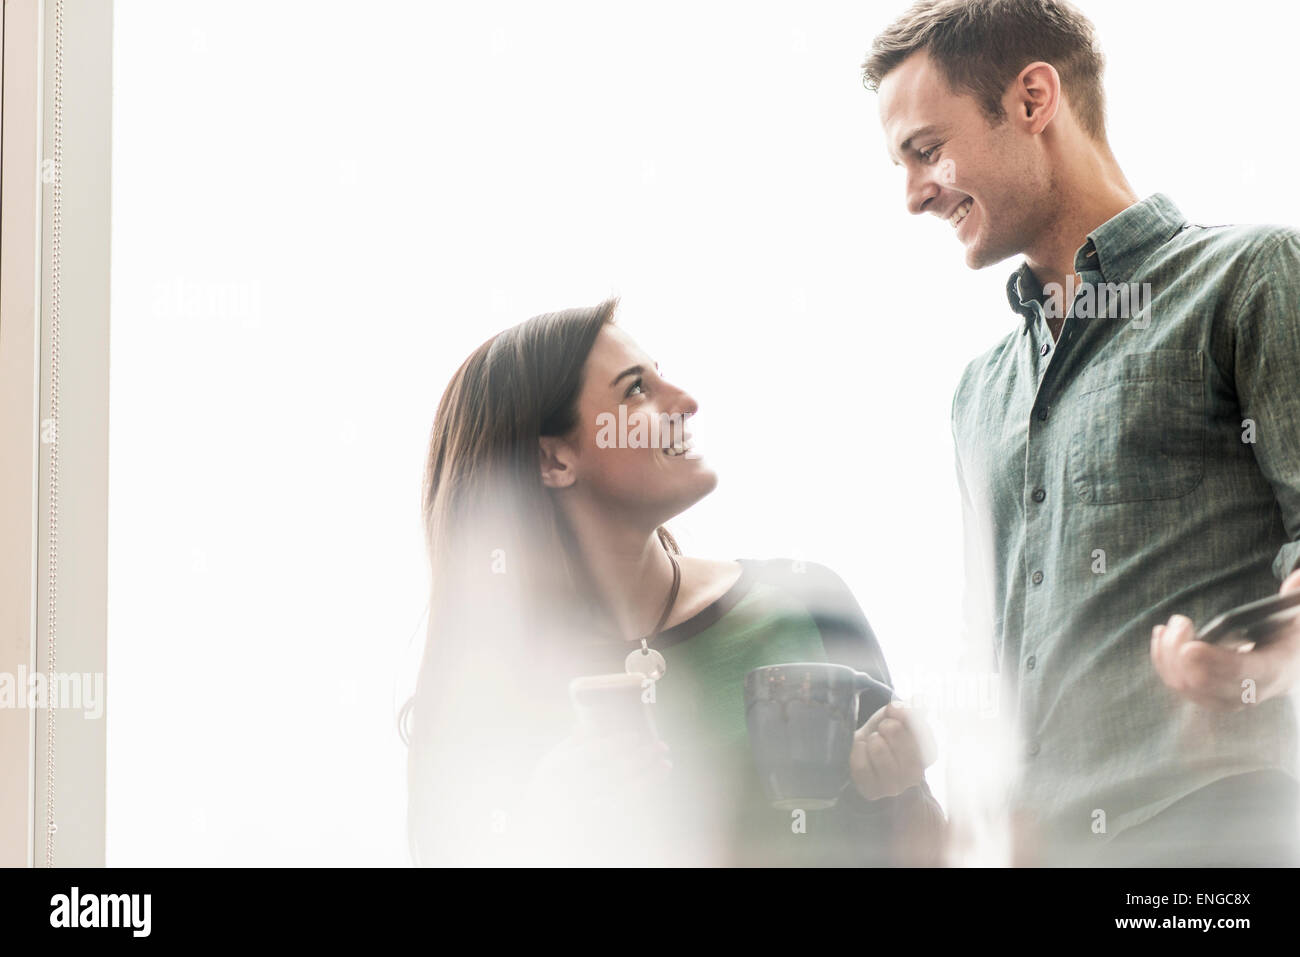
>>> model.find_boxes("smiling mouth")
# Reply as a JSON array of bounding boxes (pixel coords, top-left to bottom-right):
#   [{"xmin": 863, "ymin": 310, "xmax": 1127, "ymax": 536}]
[
  {"xmin": 663, "ymin": 438, "xmax": 694, "ymax": 457},
  {"xmin": 949, "ymin": 197, "xmax": 973, "ymax": 228}
]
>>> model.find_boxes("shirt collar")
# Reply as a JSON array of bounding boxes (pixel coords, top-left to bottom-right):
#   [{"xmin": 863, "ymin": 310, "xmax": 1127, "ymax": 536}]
[
  {"xmin": 1005, "ymin": 193, "xmax": 1189, "ymax": 332},
  {"xmin": 1006, "ymin": 263, "xmax": 1043, "ymax": 331}
]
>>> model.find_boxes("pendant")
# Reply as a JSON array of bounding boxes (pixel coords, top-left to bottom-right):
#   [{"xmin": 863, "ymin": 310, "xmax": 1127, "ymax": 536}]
[{"xmin": 625, "ymin": 645, "xmax": 667, "ymax": 681}]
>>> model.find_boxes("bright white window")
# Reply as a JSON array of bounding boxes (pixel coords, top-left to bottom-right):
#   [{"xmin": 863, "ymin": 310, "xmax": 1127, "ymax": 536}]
[{"xmin": 106, "ymin": 0, "xmax": 1300, "ymax": 866}]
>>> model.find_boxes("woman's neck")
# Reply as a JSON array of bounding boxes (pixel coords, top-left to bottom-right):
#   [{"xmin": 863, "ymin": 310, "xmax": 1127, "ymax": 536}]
[{"xmin": 562, "ymin": 504, "xmax": 676, "ymax": 643}]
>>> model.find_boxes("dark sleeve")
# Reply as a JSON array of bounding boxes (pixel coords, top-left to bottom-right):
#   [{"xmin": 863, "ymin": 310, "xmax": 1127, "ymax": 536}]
[{"xmin": 760, "ymin": 559, "xmax": 948, "ymax": 866}]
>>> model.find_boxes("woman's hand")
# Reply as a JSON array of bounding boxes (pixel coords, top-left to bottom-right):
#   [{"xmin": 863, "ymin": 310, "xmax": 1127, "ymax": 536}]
[
  {"xmin": 849, "ymin": 701, "xmax": 938, "ymax": 801},
  {"xmin": 523, "ymin": 728, "xmax": 672, "ymax": 814}
]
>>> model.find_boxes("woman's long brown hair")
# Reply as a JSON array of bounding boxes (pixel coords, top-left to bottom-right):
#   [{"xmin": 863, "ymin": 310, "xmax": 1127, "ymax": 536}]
[{"xmin": 406, "ymin": 297, "xmax": 677, "ymax": 863}]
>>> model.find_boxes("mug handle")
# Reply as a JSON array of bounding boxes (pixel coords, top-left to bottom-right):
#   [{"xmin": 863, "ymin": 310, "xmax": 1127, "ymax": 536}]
[
  {"xmin": 851, "ymin": 671, "xmax": 893, "ymax": 698},
  {"xmin": 851, "ymin": 671, "xmax": 895, "ymax": 721}
]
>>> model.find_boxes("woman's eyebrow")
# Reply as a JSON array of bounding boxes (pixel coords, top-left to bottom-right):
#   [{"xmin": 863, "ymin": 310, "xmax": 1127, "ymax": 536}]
[{"xmin": 609, "ymin": 361, "xmax": 659, "ymax": 388}]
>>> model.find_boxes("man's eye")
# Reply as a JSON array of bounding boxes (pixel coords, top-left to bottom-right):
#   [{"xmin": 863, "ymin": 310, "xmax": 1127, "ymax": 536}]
[
  {"xmin": 625, "ymin": 377, "xmax": 645, "ymax": 398},
  {"xmin": 919, "ymin": 146, "xmax": 939, "ymax": 163}
]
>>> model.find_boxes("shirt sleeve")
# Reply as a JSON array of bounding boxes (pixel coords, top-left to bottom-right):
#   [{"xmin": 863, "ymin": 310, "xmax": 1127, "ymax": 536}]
[
  {"xmin": 1231, "ymin": 228, "xmax": 1300, "ymax": 581},
  {"xmin": 778, "ymin": 560, "xmax": 948, "ymax": 865}
]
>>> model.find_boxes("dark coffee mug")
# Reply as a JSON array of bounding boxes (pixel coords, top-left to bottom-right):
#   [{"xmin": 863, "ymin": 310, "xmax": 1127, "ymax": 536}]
[{"xmin": 743, "ymin": 662, "xmax": 895, "ymax": 810}]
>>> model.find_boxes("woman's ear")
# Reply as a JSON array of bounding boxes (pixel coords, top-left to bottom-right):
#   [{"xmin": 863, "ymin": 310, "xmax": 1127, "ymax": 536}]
[{"xmin": 539, "ymin": 436, "xmax": 577, "ymax": 489}]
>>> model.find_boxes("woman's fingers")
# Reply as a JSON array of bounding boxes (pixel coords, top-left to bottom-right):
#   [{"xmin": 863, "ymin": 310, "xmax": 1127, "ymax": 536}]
[
  {"xmin": 877, "ymin": 715, "xmax": 924, "ymax": 784},
  {"xmin": 852, "ymin": 700, "xmax": 937, "ymax": 800},
  {"xmin": 849, "ymin": 734, "xmax": 883, "ymax": 799},
  {"xmin": 864, "ymin": 726, "xmax": 903, "ymax": 794}
]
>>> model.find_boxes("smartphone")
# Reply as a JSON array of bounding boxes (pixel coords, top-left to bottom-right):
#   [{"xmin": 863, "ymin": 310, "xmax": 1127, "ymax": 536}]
[
  {"xmin": 1194, "ymin": 590, "xmax": 1300, "ymax": 649},
  {"xmin": 568, "ymin": 673, "xmax": 662, "ymax": 742}
]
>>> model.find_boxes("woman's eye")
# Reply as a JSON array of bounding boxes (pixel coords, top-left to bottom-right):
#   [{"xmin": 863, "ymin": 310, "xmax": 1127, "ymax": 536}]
[{"xmin": 625, "ymin": 377, "xmax": 645, "ymax": 398}]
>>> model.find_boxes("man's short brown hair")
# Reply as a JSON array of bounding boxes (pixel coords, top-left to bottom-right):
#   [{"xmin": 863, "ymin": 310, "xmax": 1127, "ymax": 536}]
[{"xmin": 863, "ymin": 0, "xmax": 1108, "ymax": 141}]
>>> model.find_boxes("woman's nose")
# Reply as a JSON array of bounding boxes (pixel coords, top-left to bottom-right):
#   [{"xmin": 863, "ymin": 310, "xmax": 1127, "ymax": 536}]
[{"xmin": 672, "ymin": 386, "xmax": 699, "ymax": 417}]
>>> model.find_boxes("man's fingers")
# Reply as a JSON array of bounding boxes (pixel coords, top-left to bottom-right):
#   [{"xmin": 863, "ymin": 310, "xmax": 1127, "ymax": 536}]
[
  {"xmin": 1176, "ymin": 636, "xmax": 1244, "ymax": 683},
  {"xmin": 1150, "ymin": 623, "xmax": 1166, "ymax": 673},
  {"xmin": 1152, "ymin": 614, "xmax": 1255, "ymax": 710},
  {"xmin": 1156, "ymin": 615, "xmax": 1198, "ymax": 691}
]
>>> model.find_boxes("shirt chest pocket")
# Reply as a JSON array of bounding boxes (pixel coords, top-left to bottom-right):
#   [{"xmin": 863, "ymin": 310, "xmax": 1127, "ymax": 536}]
[{"xmin": 1065, "ymin": 349, "xmax": 1206, "ymax": 505}]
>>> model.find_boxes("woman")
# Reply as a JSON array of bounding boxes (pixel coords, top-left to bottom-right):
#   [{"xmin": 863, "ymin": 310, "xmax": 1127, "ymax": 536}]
[{"xmin": 406, "ymin": 298, "xmax": 946, "ymax": 866}]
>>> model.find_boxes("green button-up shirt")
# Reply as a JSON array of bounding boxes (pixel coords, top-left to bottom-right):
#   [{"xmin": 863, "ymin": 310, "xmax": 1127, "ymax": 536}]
[{"xmin": 952, "ymin": 193, "xmax": 1300, "ymax": 862}]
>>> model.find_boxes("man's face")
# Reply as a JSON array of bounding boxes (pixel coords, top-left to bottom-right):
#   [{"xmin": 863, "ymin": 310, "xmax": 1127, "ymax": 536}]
[{"xmin": 877, "ymin": 51, "xmax": 1049, "ymax": 270}]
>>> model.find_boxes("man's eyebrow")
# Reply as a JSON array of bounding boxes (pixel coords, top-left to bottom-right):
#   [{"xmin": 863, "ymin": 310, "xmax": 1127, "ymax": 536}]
[
  {"xmin": 610, "ymin": 361, "xmax": 658, "ymax": 388},
  {"xmin": 893, "ymin": 124, "xmax": 943, "ymax": 162}
]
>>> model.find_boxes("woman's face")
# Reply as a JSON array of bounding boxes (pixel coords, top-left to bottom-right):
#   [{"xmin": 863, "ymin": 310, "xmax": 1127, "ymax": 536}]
[{"xmin": 548, "ymin": 324, "xmax": 717, "ymax": 524}]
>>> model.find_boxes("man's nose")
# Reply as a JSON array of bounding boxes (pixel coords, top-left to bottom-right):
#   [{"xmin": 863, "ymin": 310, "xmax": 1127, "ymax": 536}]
[{"xmin": 906, "ymin": 169, "xmax": 941, "ymax": 216}]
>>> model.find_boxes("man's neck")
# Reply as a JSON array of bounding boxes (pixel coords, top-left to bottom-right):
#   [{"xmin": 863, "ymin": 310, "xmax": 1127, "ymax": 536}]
[{"xmin": 1024, "ymin": 156, "xmax": 1139, "ymax": 339}]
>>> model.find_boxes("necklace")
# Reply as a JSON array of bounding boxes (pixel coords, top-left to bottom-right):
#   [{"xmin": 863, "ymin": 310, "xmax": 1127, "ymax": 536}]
[{"xmin": 624, "ymin": 551, "xmax": 679, "ymax": 681}]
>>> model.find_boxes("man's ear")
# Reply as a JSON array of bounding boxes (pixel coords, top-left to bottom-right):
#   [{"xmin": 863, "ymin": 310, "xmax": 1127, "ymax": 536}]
[
  {"xmin": 1010, "ymin": 60, "xmax": 1060, "ymax": 135},
  {"xmin": 539, "ymin": 435, "xmax": 577, "ymax": 489}
]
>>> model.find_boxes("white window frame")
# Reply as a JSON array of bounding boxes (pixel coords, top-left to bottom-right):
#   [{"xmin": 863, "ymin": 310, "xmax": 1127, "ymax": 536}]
[{"xmin": 0, "ymin": 0, "xmax": 111, "ymax": 867}]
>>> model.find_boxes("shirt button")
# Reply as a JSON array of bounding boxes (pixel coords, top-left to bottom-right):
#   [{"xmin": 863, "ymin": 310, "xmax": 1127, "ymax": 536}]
[
  {"xmin": 1037, "ymin": 407, "xmax": 1049, "ymax": 421},
  {"xmin": 1031, "ymin": 570, "xmax": 1044, "ymax": 585},
  {"xmin": 1026, "ymin": 655, "xmax": 1037, "ymax": 671},
  {"xmin": 1040, "ymin": 343, "xmax": 1050, "ymax": 357},
  {"xmin": 1028, "ymin": 741, "xmax": 1041, "ymax": 757},
  {"xmin": 1031, "ymin": 487, "xmax": 1046, "ymax": 503}
]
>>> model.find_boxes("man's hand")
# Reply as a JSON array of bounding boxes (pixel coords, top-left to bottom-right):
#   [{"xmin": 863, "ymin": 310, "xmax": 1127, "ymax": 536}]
[
  {"xmin": 1151, "ymin": 569, "xmax": 1300, "ymax": 710},
  {"xmin": 849, "ymin": 700, "xmax": 938, "ymax": 801}
]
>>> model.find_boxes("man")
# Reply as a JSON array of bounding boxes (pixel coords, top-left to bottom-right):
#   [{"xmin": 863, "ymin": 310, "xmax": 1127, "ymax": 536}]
[{"xmin": 863, "ymin": 0, "xmax": 1300, "ymax": 865}]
